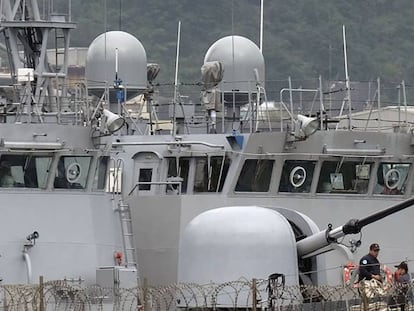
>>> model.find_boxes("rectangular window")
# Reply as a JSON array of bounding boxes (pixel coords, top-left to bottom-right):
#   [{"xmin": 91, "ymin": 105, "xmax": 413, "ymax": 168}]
[
  {"xmin": 93, "ymin": 156, "xmax": 109, "ymax": 190},
  {"xmin": 235, "ymin": 159, "xmax": 274, "ymax": 192},
  {"xmin": 166, "ymin": 157, "xmax": 190, "ymax": 194},
  {"xmin": 54, "ymin": 156, "xmax": 92, "ymax": 189},
  {"xmin": 193, "ymin": 156, "xmax": 231, "ymax": 193},
  {"xmin": 279, "ymin": 160, "xmax": 316, "ymax": 193},
  {"xmin": 138, "ymin": 168, "xmax": 153, "ymax": 191},
  {"xmin": 376, "ymin": 163, "xmax": 410, "ymax": 195},
  {"xmin": 0, "ymin": 155, "xmax": 52, "ymax": 188},
  {"xmin": 317, "ymin": 160, "xmax": 373, "ymax": 194}
]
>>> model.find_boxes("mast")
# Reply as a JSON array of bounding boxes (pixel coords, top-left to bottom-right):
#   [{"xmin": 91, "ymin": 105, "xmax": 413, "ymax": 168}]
[
  {"xmin": 0, "ymin": 0, "xmax": 76, "ymax": 120},
  {"xmin": 259, "ymin": 0, "xmax": 263, "ymax": 52},
  {"xmin": 342, "ymin": 25, "xmax": 352, "ymax": 130},
  {"xmin": 173, "ymin": 20, "xmax": 181, "ymax": 137}
]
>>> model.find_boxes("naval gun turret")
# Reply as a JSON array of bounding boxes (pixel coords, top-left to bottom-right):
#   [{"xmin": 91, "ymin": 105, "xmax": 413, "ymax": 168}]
[
  {"xmin": 177, "ymin": 199, "xmax": 414, "ymax": 307},
  {"xmin": 296, "ymin": 196, "xmax": 414, "ymax": 258},
  {"xmin": 179, "ymin": 198, "xmax": 414, "ymax": 288}
]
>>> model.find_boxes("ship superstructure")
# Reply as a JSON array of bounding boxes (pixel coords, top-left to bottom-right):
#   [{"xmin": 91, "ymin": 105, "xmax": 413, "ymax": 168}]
[
  {"xmin": 0, "ymin": 0, "xmax": 414, "ymax": 297},
  {"xmin": 98, "ymin": 34, "xmax": 414, "ymax": 287}
]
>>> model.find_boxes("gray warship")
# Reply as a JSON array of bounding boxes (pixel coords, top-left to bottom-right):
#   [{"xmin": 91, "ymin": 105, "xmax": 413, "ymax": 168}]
[{"xmin": 1, "ymin": 0, "xmax": 414, "ymax": 295}]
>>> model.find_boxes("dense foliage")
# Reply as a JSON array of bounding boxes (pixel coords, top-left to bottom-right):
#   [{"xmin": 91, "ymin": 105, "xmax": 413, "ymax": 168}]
[{"xmin": 67, "ymin": 0, "xmax": 414, "ymax": 86}]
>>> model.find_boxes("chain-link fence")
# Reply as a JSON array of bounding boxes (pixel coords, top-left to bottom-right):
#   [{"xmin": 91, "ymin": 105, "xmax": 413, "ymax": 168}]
[{"xmin": 1, "ymin": 278, "xmax": 413, "ymax": 311}]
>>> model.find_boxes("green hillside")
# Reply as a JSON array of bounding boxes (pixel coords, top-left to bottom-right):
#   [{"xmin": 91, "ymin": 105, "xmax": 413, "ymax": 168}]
[{"xmin": 67, "ymin": 1, "xmax": 414, "ymax": 88}]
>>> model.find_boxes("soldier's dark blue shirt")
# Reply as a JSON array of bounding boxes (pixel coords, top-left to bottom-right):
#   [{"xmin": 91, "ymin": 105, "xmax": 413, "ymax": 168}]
[{"xmin": 358, "ymin": 253, "xmax": 380, "ymax": 282}]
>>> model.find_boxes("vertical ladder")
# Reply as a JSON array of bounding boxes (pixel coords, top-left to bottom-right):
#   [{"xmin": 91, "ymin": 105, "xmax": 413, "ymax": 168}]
[
  {"xmin": 118, "ymin": 200, "xmax": 138, "ymax": 268},
  {"xmin": 110, "ymin": 158, "xmax": 138, "ymax": 271}
]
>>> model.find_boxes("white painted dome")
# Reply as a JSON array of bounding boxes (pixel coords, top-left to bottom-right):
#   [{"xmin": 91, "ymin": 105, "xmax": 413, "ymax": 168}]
[
  {"xmin": 178, "ymin": 206, "xmax": 298, "ymax": 285},
  {"xmin": 86, "ymin": 31, "xmax": 147, "ymax": 99},
  {"xmin": 204, "ymin": 36, "xmax": 265, "ymax": 93}
]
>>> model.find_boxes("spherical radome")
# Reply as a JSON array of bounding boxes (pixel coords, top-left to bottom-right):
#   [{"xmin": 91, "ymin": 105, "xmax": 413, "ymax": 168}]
[
  {"xmin": 86, "ymin": 31, "xmax": 147, "ymax": 99},
  {"xmin": 204, "ymin": 36, "xmax": 265, "ymax": 93}
]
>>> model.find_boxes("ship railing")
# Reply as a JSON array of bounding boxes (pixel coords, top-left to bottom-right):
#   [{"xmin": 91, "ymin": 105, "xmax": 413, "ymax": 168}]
[
  {"xmin": 279, "ymin": 86, "xmax": 322, "ymax": 132},
  {"xmin": 128, "ymin": 180, "xmax": 182, "ymax": 196}
]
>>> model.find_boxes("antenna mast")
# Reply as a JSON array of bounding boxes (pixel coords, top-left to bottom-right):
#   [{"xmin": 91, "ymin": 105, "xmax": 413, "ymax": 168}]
[
  {"xmin": 260, "ymin": 0, "xmax": 263, "ymax": 52},
  {"xmin": 172, "ymin": 21, "xmax": 181, "ymax": 137},
  {"xmin": 119, "ymin": 0, "xmax": 122, "ymax": 30},
  {"xmin": 342, "ymin": 25, "xmax": 352, "ymax": 130}
]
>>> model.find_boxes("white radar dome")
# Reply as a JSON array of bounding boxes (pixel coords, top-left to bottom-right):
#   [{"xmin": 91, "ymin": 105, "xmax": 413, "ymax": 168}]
[
  {"xmin": 86, "ymin": 31, "xmax": 147, "ymax": 100},
  {"xmin": 178, "ymin": 206, "xmax": 298, "ymax": 286},
  {"xmin": 204, "ymin": 36, "xmax": 265, "ymax": 93}
]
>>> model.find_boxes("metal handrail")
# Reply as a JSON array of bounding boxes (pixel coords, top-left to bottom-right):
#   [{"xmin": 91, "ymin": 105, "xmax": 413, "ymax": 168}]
[
  {"xmin": 113, "ymin": 141, "xmax": 224, "ymax": 149},
  {"xmin": 128, "ymin": 180, "xmax": 182, "ymax": 196}
]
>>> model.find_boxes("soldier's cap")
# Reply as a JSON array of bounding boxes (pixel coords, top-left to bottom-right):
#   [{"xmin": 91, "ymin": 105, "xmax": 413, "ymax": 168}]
[
  {"xmin": 370, "ymin": 243, "xmax": 380, "ymax": 251},
  {"xmin": 395, "ymin": 261, "xmax": 408, "ymax": 272}
]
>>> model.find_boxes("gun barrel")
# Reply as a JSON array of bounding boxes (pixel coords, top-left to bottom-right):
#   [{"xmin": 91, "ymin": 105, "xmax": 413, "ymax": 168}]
[
  {"xmin": 357, "ymin": 197, "xmax": 414, "ymax": 229},
  {"xmin": 297, "ymin": 197, "xmax": 414, "ymax": 258}
]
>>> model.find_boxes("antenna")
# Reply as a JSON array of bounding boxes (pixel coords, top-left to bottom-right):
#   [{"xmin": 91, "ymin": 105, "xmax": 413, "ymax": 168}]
[
  {"xmin": 115, "ymin": 47, "xmax": 119, "ymax": 80},
  {"xmin": 172, "ymin": 20, "xmax": 181, "ymax": 137},
  {"xmin": 259, "ymin": 0, "xmax": 263, "ymax": 52},
  {"xmin": 104, "ymin": 0, "xmax": 108, "ymax": 106},
  {"xmin": 342, "ymin": 25, "xmax": 352, "ymax": 130},
  {"xmin": 336, "ymin": 25, "xmax": 352, "ymax": 130},
  {"xmin": 119, "ymin": 0, "xmax": 122, "ymax": 30},
  {"xmin": 114, "ymin": 48, "xmax": 124, "ymax": 117}
]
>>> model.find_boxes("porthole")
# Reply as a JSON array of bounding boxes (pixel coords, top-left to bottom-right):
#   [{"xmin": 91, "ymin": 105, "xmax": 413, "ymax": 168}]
[
  {"xmin": 290, "ymin": 166, "xmax": 306, "ymax": 188},
  {"xmin": 66, "ymin": 162, "xmax": 81, "ymax": 183},
  {"xmin": 385, "ymin": 168, "xmax": 400, "ymax": 190}
]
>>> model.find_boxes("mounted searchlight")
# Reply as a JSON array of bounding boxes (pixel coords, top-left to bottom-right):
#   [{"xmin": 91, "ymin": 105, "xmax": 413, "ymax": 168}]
[
  {"xmin": 294, "ymin": 114, "xmax": 319, "ymax": 138},
  {"xmin": 103, "ymin": 109, "xmax": 125, "ymax": 133}
]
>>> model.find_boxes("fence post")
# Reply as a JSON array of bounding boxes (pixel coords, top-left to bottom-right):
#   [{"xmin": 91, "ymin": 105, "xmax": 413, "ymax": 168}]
[
  {"xmin": 252, "ymin": 278, "xmax": 257, "ymax": 311},
  {"xmin": 143, "ymin": 278, "xmax": 149, "ymax": 311},
  {"xmin": 39, "ymin": 276, "xmax": 44, "ymax": 311}
]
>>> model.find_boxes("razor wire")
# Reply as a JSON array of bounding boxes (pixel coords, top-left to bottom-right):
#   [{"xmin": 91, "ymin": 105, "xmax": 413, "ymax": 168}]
[{"xmin": 1, "ymin": 279, "xmax": 413, "ymax": 310}]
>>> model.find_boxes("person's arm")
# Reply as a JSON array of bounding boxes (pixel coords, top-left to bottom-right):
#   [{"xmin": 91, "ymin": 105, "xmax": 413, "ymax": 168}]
[
  {"xmin": 359, "ymin": 260, "xmax": 382, "ymax": 281},
  {"xmin": 399, "ymin": 273, "xmax": 410, "ymax": 284},
  {"xmin": 359, "ymin": 261, "xmax": 372, "ymax": 280},
  {"xmin": 396, "ymin": 273, "xmax": 410, "ymax": 295}
]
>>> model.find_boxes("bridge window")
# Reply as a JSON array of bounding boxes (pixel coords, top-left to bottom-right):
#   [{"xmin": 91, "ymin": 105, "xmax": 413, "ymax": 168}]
[
  {"xmin": 54, "ymin": 156, "xmax": 92, "ymax": 189},
  {"xmin": 279, "ymin": 160, "xmax": 316, "ymax": 193},
  {"xmin": 93, "ymin": 156, "xmax": 109, "ymax": 190},
  {"xmin": 235, "ymin": 159, "xmax": 274, "ymax": 192},
  {"xmin": 166, "ymin": 157, "xmax": 190, "ymax": 194},
  {"xmin": 374, "ymin": 163, "xmax": 410, "ymax": 195},
  {"xmin": 193, "ymin": 156, "xmax": 231, "ymax": 193},
  {"xmin": 317, "ymin": 160, "xmax": 373, "ymax": 194},
  {"xmin": 0, "ymin": 155, "xmax": 52, "ymax": 188}
]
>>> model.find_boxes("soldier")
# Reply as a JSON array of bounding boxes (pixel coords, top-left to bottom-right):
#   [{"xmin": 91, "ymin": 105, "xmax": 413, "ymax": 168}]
[
  {"xmin": 358, "ymin": 243, "xmax": 382, "ymax": 283},
  {"xmin": 388, "ymin": 261, "xmax": 410, "ymax": 311}
]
